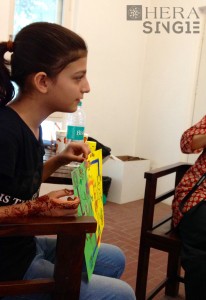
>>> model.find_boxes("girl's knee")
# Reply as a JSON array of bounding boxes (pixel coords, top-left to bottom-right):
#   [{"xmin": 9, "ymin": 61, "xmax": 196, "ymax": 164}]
[
  {"xmin": 80, "ymin": 274, "xmax": 136, "ymax": 300},
  {"xmin": 95, "ymin": 243, "xmax": 126, "ymax": 278},
  {"xmin": 114, "ymin": 280, "xmax": 136, "ymax": 300}
]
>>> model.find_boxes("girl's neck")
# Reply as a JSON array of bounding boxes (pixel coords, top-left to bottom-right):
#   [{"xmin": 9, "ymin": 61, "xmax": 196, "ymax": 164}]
[{"xmin": 8, "ymin": 95, "xmax": 46, "ymax": 140}]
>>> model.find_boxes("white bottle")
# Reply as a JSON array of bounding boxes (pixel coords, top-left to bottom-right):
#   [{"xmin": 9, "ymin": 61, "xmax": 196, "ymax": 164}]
[{"xmin": 66, "ymin": 101, "xmax": 85, "ymax": 143}]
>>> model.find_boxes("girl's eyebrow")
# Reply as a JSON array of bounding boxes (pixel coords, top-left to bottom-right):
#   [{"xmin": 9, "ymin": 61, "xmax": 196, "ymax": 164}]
[{"xmin": 73, "ymin": 70, "xmax": 87, "ymax": 75}]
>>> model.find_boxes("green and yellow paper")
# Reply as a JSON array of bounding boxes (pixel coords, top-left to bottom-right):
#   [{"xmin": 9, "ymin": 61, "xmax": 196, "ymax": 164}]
[{"xmin": 71, "ymin": 149, "xmax": 104, "ymax": 281}]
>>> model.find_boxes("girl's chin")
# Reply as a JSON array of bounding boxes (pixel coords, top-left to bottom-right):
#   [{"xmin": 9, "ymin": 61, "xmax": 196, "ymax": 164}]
[{"xmin": 68, "ymin": 106, "xmax": 78, "ymax": 113}]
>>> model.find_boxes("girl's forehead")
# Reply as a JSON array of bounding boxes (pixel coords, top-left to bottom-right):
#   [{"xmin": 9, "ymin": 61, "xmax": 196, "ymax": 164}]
[{"xmin": 65, "ymin": 57, "xmax": 88, "ymax": 71}]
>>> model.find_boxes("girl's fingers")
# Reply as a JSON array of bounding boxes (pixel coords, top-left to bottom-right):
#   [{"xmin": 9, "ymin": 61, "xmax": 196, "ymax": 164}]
[
  {"xmin": 65, "ymin": 189, "xmax": 74, "ymax": 196},
  {"xmin": 53, "ymin": 196, "xmax": 80, "ymax": 210},
  {"xmin": 67, "ymin": 197, "xmax": 80, "ymax": 209},
  {"xmin": 48, "ymin": 189, "xmax": 74, "ymax": 198}
]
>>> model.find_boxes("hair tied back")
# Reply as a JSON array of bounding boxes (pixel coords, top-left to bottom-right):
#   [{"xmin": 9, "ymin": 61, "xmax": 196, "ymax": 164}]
[{"xmin": 7, "ymin": 35, "xmax": 14, "ymax": 53}]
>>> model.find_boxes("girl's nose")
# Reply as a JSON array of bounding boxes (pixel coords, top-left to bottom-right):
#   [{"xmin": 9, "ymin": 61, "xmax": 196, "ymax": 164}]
[{"xmin": 82, "ymin": 78, "xmax": 90, "ymax": 94}]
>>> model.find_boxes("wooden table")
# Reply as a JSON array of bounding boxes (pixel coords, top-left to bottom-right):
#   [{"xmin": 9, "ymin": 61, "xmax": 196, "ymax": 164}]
[{"xmin": 43, "ymin": 148, "xmax": 73, "ymax": 185}]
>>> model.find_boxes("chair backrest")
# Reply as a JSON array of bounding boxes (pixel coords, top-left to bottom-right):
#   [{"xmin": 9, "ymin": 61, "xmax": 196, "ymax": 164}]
[
  {"xmin": 136, "ymin": 162, "xmax": 191, "ymax": 300},
  {"xmin": 141, "ymin": 162, "xmax": 191, "ymax": 233},
  {"xmin": 0, "ymin": 215, "xmax": 96, "ymax": 300}
]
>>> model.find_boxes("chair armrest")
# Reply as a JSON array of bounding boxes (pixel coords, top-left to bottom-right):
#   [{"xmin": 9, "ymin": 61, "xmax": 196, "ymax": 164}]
[
  {"xmin": 0, "ymin": 216, "xmax": 97, "ymax": 237},
  {"xmin": 0, "ymin": 216, "xmax": 97, "ymax": 299},
  {"xmin": 144, "ymin": 162, "xmax": 192, "ymax": 180}
]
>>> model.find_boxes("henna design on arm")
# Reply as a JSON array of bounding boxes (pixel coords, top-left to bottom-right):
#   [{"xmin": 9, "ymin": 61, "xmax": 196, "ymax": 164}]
[
  {"xmin": 0, "ymin": 194, "xmax": 79, "ymax": 219},
  {"xmin": 0, "ymin": 195, "xmax": 50, "ymax": 218}
]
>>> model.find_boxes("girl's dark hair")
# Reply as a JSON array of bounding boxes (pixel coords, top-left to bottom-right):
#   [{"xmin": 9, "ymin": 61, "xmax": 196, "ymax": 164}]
[
  {"xmin": 0, "ymin": 22, "xmax": 87, "ymax": 107},
  {"xmin": 0, "ymin": 42, "xmax": 15, "ymax": 106}
]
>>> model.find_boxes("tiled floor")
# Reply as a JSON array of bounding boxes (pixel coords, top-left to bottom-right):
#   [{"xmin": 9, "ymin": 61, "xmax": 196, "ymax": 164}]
[{"xmin": 101, "ymin": 199, "xmax": 185, "ymax": 300}]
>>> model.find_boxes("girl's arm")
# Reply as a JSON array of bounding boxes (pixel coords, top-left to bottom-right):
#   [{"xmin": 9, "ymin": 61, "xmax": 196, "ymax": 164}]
[
  {"xmin": 191, "ymin": 134, "xmax": 206, "ymax": 151},
  {"xmin": 180, "ymin": 116, "xmax": 206, "ymax": 153},
  {"xmin": 0, "ymin": 189, "xmax": 79, "ymax": 220}
]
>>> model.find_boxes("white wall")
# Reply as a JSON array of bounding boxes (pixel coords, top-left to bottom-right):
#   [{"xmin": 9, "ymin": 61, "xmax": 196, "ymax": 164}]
[
  {"xmin": 135, "ymin": 0, "xmax": 205, "ymax": 168},
  {"xmin": 71, "ymin": 0, "xmax": 148, "ymax": 156},
  {"xmin": 70, "ymin": 0, "xmax": 206, "ymax": 169},
  {"xmin": 1, "ymin": 0, "xmax": 206, "ymax": 172},
  {"xmin": 188, "ymin": 12, "xmax": 206, "ymax": 164}
]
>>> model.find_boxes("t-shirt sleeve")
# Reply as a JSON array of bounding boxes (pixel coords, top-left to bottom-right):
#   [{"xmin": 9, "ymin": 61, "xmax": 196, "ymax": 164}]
[{"xmin": 0, "ymin": 126, "xmax": 19, "ymax": 178}]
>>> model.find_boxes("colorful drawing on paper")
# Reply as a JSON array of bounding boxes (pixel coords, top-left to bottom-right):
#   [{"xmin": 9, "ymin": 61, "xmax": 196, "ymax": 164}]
[{"xmin": 71, "ymin": 149, "xmax": 104, "ymax": 281}]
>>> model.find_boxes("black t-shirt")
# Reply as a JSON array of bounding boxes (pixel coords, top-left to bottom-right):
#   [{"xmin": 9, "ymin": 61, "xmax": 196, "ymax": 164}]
[{"xmin": 0, "ymin": 106, "xmax": 45, "ymax": 281}]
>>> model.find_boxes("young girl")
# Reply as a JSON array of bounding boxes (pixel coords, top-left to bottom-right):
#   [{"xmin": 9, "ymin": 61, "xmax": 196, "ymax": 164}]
[{"xmin": 0, "ymin": 22, "xmax": 136, "ymax": 300}]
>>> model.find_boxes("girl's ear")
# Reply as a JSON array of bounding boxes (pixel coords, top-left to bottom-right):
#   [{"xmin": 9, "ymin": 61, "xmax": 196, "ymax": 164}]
[{"xmin": 33, "ymin": 72, "xmax": 50, "ymax": 93}]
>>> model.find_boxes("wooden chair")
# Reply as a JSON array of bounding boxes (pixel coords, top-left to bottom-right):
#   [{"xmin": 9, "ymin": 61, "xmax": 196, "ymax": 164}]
[
  {"xmin": 135, "ymin": 162, "xmax": 191, "ymax": 300},
  {"xmin": 0, "ymin": 216, "xmax": 96, "ymax": 299},
  {"xmin": 0, "ymin": 160, "xmax": 97, "ymax": 299}
]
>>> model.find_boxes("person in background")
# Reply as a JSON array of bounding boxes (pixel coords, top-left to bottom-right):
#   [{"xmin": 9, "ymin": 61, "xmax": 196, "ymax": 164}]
[
  {"xmin": 172, "ymin": 115, "xmax": 206, "ymax": 300},
  {"xmin": 0, "ymin": 22, "xmax": 136, "ymax": 300}
]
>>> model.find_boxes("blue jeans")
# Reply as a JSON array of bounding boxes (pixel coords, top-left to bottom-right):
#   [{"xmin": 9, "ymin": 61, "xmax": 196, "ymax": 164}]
[{"xmin": 3, "ymin": 237, "xmax": 136, "ymax": 300}]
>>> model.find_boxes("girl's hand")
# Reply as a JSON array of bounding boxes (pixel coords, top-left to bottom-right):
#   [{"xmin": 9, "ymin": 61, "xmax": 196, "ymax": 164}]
[
  {"xmin": 42, "ymin": 142, "xmax": 90, "ymax": 184},
  {"xmin": 34, "ymin": 189, "xmax": 80, "ymax": 217},
  {"xmin": 57, "ymin": 142, "xmax": 90, "ymax": 165}
]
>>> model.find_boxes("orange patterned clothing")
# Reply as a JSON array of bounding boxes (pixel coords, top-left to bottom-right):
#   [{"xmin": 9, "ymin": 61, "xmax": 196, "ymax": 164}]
[{"xmin": 172, "ymin": 116, "xmax": 206, "ymax": 227}]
